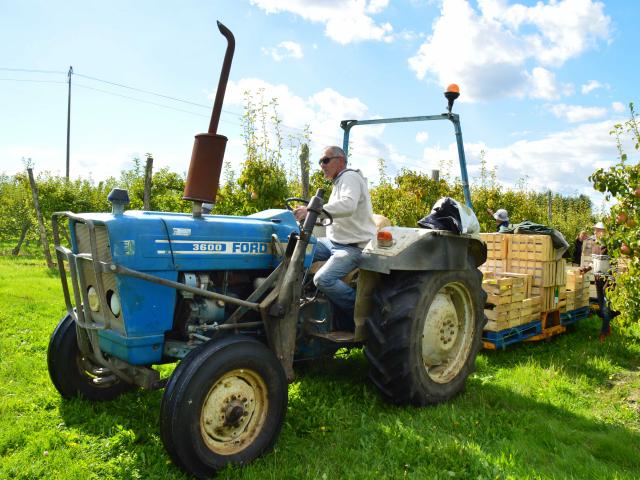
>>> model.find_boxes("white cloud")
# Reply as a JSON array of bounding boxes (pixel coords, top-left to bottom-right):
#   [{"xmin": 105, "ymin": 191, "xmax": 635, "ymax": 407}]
[
  {"xmin": 408, "ymin": 0, "xmax": 610, "ymax": 101},
  {"xmin": 612, "ymin": 101, "xmax": 626, "ymax": 113},
  {"xmin": 549, "ymin": 103, "xmax": 608, "ymax": 123},
  {"xmin": 416, "ymin": 131, "xmax": 429, "ymax": 143},
  {"xmin": 250, "ymin": 0, "xmax": 393, "ymax": 44},
  {"xmin": 528, "ymin": 67, "xmax": 573, "ymax": 100},
  {"xmin": 261, "ymin": 41, "xmax": 304, "ymax": 62},
  {"xmin": 218, "ymin": 77, "xmax": 388, "ymax": 180},
  {"xmin": 419, "ymin": 119, "xmax": 628, "ymax": 206},
  {"xmin": 581, "ymin": 79, "xmax": 606, "ymax": 94}
]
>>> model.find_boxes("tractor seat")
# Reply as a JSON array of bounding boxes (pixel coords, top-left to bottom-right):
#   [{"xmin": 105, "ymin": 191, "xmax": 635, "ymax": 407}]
[{"xmin": 309, "ymin": 214, "xmax": 391, "ymax": 283}]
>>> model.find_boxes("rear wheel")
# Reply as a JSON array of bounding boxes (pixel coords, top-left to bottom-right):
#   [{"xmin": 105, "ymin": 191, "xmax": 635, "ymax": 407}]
[
  {"xmin": 47, "ymin": 314, "xmax": 133, "ymax": 401},
  {"xmin": 160, "ymin": 336, "xmax": 288, "ymax": 478},
  {"xmin": 364, "ymin": 269, "xmax": 486, "ymax": 406}
]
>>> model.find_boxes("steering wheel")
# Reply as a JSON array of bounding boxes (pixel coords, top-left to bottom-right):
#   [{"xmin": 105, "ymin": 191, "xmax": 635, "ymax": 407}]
[{"xmin": 285, "ymin": 197, "xmax": 333, "ymax": 226}]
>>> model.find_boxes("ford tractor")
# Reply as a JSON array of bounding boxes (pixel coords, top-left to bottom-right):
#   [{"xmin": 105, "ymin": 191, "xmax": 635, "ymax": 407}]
[{"xmin": 47, "ymin": 22, "xmax": 487, "ymax": 479}]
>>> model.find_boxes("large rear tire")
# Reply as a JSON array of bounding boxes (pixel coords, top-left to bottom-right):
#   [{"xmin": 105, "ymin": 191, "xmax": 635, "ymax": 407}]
[
  {"xmin": 160, "ymin": 336, "xmax": 288, "ymax": 479},
  {"xmin": 47, "ymin": 314, "xmax": 133, "ymax": 401},
  {"xmin": 364, "ymin": 269, "xmax": 486, "ymax": 406}
]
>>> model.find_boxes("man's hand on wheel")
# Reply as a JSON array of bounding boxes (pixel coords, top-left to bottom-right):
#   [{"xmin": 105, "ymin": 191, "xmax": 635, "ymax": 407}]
[{"xmin": 293, "ymin": 206, "xmax": 308, "ymax": 222}]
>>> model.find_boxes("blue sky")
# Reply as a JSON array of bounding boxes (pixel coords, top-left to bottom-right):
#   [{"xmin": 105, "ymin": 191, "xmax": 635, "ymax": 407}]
[{"xmin": 1, "ymin": 0, "xmax": 638, "ymax": 209}]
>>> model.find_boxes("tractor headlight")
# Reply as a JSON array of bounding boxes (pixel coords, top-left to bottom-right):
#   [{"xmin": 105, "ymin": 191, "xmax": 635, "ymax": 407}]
[
  {"xmin": 87, "ymin": 286, "xmax": 100, "ymax": 312},
  {"xmin": 107, "ymin": 290, "xmax": 121, "ymax": 317}
]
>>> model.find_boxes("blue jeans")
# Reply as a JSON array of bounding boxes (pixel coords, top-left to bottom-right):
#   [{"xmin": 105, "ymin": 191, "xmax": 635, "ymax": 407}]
[
  {"xmin": 312, "ymin": 238, "xmax": 362, "ymax": 312},
  {"xmin": 596, "ymin": 278, "xmax": 611, "ymax": 335}
]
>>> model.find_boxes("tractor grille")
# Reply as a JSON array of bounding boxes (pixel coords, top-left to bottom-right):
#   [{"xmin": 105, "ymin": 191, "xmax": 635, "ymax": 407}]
[
  {"xmin": 73, "ymin": 223, "xmax": 123, "ymax": 332},
  {"xmin": 75, "ymin": 223, "xmax": 112, "ymax": 262}
]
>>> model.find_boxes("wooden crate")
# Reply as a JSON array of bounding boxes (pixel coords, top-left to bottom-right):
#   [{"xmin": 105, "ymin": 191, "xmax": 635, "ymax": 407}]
[
  {"xmin": 497, "ymin": 272, "xmax": 533, "ymax": 297},
  {"xmin": 508, "ymin": 234, "xmax": 554, "ymax": 261},
  {"xmin": 484, "ymin": 318, "xmax": 524, "ymax": 332},
  {"xmin": 507, "ymin": 259, "xmax": 556, "ymax": 287},
  {"xmin": 487, "ymin": 293, "xmax": 511, "ymax": 305},
  {"xmin": 555, "ymin": 259, "xmax": 566, "ymax": 286},
  {"xmin": 511, "ymin": 291, "xmax": 525, "ymax": 302},
  {"xmin": 482, "ymin": 276, "xmax": 513, "ymax": 294},
  {"xmin": 540, "ymin": 286, "xmax": 560, "ymax": 311},
  {"xmin": 566, "ymin": 267, "xmax": 586, "ymax": 290},
  {"xmin": 480, "ymin": 233, "xmax": 509, "ymax": 260},
  {"xmin": 480, "ymin": 258, "xmax": 506, "ymax": 274},
  {"xmin": 484, "ymin": 298, "xmax": 523, "ymax": 323}
]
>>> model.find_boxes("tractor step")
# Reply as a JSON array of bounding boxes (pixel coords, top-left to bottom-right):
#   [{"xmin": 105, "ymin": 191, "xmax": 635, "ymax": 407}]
[{"xmin": 308, "ymin": 331, "xmax": 356, "ymax": 343}]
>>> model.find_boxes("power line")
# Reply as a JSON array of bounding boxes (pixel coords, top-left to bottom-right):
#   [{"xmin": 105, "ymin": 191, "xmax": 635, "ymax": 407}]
[
  {"xmin": 74, "ymin": 72, "xmax": 213, "ymax": 109},
  {"xmin": 1, "ymin": 66, "xmax": 433, "ymax": 165},
  {"xmin": 74, "ymin": 83, "xmax": 212, "ymax": 119},
  {"xmin": 0, "ymin": 67, "xmax": 67, "ymax": 74},
  {"xmin": 73, "ymin": 71, "xmax": 244, "ymax": 117},
  {"xmin": 0, "ymin": 78, "xmax": 67, "ymax": 84}
]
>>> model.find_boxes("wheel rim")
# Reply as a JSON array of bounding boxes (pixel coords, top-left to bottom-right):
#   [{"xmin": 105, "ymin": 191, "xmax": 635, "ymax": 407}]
[
  {"xmin": 421, "ymin": 282, "xmax": 474, "ymax": 384},
  {"xmin": 200, "ymin": 368, "xmax": 269, "ymax": 455}
]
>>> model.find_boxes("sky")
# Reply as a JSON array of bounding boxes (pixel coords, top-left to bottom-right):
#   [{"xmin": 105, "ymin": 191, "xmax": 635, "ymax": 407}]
[{"xmin": 1, "ymin": 0, "xmax": 639, "ymax": 211}]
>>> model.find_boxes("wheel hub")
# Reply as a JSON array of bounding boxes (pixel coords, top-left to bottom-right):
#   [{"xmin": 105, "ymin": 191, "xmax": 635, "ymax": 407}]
[
  {"xmin": 420, "ymin": 283, "xmax": 475, "ymax": 384},
  {"xmin": 422, "ymin": 292, "xmax": 459, "ymax": 365},
  {"xmin": 200, "ymin": 369, "xmax": 267, "ymax": 455}
]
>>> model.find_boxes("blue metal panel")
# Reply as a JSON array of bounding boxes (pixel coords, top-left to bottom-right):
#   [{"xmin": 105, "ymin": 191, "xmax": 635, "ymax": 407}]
[
  {"xmin": 73, "ymin": 209, "xmax": 316, "ymax": 272},
  {"xmin": 159, "ymin": 209, "xmax": 315, "ymax": 271},
  {"xmin": 97, "ymin": 329, "xmax": 164, "ymax": 365},
  {"xmin": 116, "ymin": 271, "xmax": 178, "ymax": 336}
]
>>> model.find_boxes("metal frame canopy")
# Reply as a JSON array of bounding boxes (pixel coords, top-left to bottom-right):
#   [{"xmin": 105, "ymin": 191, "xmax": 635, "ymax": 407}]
[{"xmin": 340, "ymin": 113, "xmax": 473, "ymax": 209}]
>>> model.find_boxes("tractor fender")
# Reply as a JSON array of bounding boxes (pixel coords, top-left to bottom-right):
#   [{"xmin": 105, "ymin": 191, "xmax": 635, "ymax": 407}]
[{"xmin": 359, "ymin": 227, "xmax": 486, "ymax": 274}]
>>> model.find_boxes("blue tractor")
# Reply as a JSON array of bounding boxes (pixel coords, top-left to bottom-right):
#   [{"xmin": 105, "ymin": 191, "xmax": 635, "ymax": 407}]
[{"xmin": 47, "ymin": 23, "xmax": 487, "ymax": 479}]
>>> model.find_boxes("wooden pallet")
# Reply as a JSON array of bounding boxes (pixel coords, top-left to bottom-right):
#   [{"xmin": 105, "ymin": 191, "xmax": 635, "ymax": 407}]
[
  {"xmin": 525, "ymin": 309, "xmax": 566, "ymax": 342},
  {"xmin": 483, "ymin": 320, "xmax": 543, "ymax": 350}
]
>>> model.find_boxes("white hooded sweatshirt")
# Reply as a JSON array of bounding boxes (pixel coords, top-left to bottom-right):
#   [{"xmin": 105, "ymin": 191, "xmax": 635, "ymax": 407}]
[{"xmin": 323, "ymin": 169, "xmax": 377, "ymax": 247}]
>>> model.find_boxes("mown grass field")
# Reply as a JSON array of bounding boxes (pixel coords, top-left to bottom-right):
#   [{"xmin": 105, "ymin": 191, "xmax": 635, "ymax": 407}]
[{"xmin": 1, "ymin": 252, "xmax": 639, "ymax": 479}]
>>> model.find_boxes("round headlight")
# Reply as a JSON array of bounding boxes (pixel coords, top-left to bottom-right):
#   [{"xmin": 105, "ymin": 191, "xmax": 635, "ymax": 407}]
[
  {"xmin": 87, "ymin": 286, "xmax": 100, "ymax": 312},
  {"xmin": 108, "ymin": 290, "xmax": 121, "ymax": 317}
]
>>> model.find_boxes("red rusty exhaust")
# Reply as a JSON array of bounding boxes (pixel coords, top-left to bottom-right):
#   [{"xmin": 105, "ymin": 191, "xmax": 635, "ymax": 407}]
[{"xmin": 183, "ymin": 21, "xmax": 235, "ymax": 214}]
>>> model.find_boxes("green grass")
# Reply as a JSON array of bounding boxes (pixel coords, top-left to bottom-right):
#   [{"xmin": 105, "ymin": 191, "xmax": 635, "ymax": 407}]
[{"xmin": 1, "ymin": 253, "xmax": 639, "ymax": 479}]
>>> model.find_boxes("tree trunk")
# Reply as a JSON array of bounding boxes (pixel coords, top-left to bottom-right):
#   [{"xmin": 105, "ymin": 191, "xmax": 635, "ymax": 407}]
[
  {"xmin": 27, "ymin": 167, "xmax": 55, "ymax": 268},
  {"xmin": 144, "ymin": 154, "xmax": 154, "ymax": 210},
  {"xmin": 12, "ymin": 221, "xmax": 30, "ymax": 256},
  {"xmin": 299, "ymin": 143, "xmax": 309, "ymax": 199}
]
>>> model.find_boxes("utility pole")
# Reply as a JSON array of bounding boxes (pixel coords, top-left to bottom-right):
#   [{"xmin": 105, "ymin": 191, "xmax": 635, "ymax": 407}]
[{"xmin": 66, "ymin": 66, "xmax": 73, "ymax": 179}]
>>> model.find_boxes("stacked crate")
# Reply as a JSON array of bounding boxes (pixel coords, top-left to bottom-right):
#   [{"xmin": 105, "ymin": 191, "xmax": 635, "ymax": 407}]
[
  {"xmin": 564, "ymin": 266, "xmax": 591, "ymax": 312},
  {"xmin": 481, "ymin": 233, "xmax": 509, "ymax": 274},
  {"xmin": 505, "ymin": 235, "xmax": 565, "ymax": 311},
  {"xmin": 482, "ymin": 272, "xmax": 541, "ymax": 332}
]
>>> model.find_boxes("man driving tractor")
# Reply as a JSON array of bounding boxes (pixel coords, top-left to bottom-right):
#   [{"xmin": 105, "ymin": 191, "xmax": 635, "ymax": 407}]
[{"xmin": 294, "ymin": 146, "xmax": 376, "ymax": 329}]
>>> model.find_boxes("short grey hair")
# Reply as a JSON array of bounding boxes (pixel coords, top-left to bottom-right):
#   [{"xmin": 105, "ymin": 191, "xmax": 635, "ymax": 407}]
[{"xmin": 325, "ymin": 146, "xmax": 346, "ymax": 163}]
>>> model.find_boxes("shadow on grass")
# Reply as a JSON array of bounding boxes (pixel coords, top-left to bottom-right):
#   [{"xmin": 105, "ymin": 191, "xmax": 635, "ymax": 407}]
[
  {"xmin": 481, "ymin": 315, "xmax": 640, "ymax": 387},
  {"xmin": 57, "ymin": 345, "xmax": 640, "ymax": 479}
]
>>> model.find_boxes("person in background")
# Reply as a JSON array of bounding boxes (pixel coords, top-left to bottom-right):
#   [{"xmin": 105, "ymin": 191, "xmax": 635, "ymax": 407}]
[
  {"xmin": 579, "ymin": 222, "xmax": 612, "ymax": 341},
  {"xmin": 572, "ymin": 230, "xmax": 588, "ymax": 265},
  {"xmin": 486, "ymin": 207, "xmax": 509, "ymax": 232},
  {"xmin": 293, "ymin": 146, "xmax": 376, "ymax": 330}
]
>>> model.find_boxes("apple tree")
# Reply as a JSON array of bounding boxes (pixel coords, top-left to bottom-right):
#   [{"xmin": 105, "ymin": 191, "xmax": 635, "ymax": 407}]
[{"xmin": 589, "ymin": 103, "xmax": 640, "ymax": 328}]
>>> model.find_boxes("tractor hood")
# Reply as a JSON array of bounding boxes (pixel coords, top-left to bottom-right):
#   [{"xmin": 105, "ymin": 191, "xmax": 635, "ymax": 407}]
[{"xmin": 69, "ymin": 208, "xmax": 314, "ymax": 272}]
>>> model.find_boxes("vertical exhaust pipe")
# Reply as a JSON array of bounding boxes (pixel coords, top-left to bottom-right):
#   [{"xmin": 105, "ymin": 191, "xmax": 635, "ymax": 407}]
[{"xmin": 183, "ymin": 21, "xmax": 235, "ymax": 217}]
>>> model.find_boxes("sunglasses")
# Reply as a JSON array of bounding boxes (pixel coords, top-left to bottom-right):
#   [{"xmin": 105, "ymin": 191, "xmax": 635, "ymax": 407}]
[{"xmin": 319, "ymin": 156, "xmax": 339, "ymax": 165}]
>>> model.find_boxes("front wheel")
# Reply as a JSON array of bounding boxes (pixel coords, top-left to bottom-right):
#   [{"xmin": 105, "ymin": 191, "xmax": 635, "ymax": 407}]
[
  {"xmin": 364, "ymin": 269, "xmax": 486, "ymax": 406},
  {"xmin": 47, "ymin": 314, "xmax": 133, "ymax": 401},
  {"xmin": 160, "ymin": 336, "xmax": 288, "ymax": 479}
]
